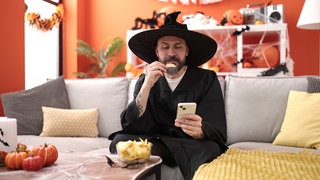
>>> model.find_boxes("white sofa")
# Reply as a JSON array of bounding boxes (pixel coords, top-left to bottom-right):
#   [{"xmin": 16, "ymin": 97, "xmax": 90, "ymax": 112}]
[{"xmin": 13, "ymin": 75, "xmax": 320, "ymax": 179}]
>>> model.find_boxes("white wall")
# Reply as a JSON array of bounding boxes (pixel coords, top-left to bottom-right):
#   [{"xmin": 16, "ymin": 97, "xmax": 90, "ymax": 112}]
[{"xmin": 24, "ymin": 0, "xmax": 60, "ymax": 89}]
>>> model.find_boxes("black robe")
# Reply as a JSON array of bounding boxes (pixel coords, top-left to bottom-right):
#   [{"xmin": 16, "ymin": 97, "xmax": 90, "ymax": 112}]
[{"xmin": 109, "ymin": 67, "xmax": 227, "ymax": 179}]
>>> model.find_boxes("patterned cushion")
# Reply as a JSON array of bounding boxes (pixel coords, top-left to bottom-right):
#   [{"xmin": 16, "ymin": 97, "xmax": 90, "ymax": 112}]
[
  {"xmin": 1, "ymin": 76, "xmax": 70, "ymax": 135},
  {"xmin": 307, "ymin": 77, "xmax": 320, "ymax": 93},
  {"xmin": 40, "ymin": 107, "xmax": 99, "ymax": 137}
]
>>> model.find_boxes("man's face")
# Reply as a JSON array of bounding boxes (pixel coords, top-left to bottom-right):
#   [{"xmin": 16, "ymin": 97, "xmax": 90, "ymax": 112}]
[{"xmin": 155, "ymin": 36, "xmax": 189, "ymax": 75}]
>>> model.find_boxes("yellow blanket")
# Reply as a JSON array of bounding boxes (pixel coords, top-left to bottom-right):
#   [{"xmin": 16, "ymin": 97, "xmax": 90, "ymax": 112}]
[{"xmin": 193, "ymin": 148, "xmax": 320, "ymax": 180}]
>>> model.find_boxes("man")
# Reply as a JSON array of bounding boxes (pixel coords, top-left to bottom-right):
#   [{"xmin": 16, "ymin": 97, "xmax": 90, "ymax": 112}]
[{"xmin": 109, "ymin": 11, "xmax": 227, "ymax": 179}]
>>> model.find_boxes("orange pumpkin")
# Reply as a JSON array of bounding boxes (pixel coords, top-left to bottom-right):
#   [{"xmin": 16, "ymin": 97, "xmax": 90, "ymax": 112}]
[
  {"xmin": 22, "ymin": 154, "xmax": 44, "ymax": 171},
  {"xmin": 32, "ymin": 143, "xmax": 58, "ymax": 166},
  {"xmin": 0, "ymin": 151, "xmax": 8, "ymax": 166},
  {"xmin": 251, "ymin": 44, "xmax": 280, "ymax": 68},
  {"xmin": 5, "ymin": 151, "xmax": 29, "ymax": 169},
  {"xmin": 222, "ymin": 9, "xmax": 244, "ymax": 26}
]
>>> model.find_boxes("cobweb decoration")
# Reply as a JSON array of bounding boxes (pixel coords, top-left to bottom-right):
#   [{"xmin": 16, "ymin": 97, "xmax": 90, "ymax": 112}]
[
  {"xmin": 201, "ymin": 26, "xmax": 293, "ymax": 76},
  {"xmin": 201, "ymin": 29, "xmax": 238, "ymax": 73}
]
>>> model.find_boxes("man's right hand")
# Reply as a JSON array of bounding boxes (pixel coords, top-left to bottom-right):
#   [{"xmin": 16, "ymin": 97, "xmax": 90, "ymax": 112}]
[{"xmin": 144, "ymin": 61, "xmax": 167, "ymax": 88}]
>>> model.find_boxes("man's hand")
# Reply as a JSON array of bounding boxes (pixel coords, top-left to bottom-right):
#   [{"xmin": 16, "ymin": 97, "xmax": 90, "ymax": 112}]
[
  {"xmin": 144, "ymin": 61, "xmax": 167, "ymax": 88},
  {"xmin": 136, "ymin": 61, "xmax": 166, "ymax": 117},
  {"xmin": 175, "ymin": 114, "xmax": 204, "ymax": 139}
]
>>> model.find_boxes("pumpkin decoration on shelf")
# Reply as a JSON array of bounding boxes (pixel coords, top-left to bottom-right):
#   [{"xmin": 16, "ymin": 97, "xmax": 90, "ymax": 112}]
[
  {"xmin": 5, "ymin": 151, "xmax": 29, "ymax": 169},
  {"xmin": 221, "ymin": 9, "xmax": 244, "ymax": 26},
  {"xmin": 207, "ymin": 58, "xmax": 236, "ymax": 72},
  {"xmin": 22, "ymin": 154, "xmax": 44, "ymax": 171},
  {"xmin": 243, "ymin": 44, "xmax": 280, "ymax": 68},
  {"xmin": 32, "ymin": 143, "xmax": 58, "ymax": 166}
]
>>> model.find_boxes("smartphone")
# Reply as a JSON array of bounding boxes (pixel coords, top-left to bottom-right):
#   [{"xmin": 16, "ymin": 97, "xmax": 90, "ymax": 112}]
[{"xmin": 176, "ymin": 102, "xmax": 197, "ymax": 119}]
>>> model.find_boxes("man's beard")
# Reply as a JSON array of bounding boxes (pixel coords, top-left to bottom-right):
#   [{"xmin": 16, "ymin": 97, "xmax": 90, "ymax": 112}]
[{"xmin": 163, "ymin": 56, "xmax": 186, "ymax": 75}]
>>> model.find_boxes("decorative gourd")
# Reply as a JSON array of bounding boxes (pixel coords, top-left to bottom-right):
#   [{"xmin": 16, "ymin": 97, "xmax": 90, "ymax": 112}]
[
  {"xmin": 22, "ymin": 154, "xmax": 44, "ymax": 171},
  {"xmin": 17, "ymin": 143, "xmax": 30, "ymax": 153},
  {"xmin": 221, "ymin": 9, "xmax": 244, "ymax": 26},
  {"xmin": 16, "ymin": 143, "xmax": 27, "ymax": 152},
  {"xmin": 32, "ymin": 143, "xmax": 58, "ymax": 166},
  {"xmin": 5, "ymin": 151, "xmax": 29, "ymax": 169}
]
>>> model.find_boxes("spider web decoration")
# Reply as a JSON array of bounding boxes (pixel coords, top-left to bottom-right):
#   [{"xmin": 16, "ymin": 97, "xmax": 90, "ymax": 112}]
[{"xmin": 201, "ymin": 29, "xmax": 238, "ymax": 73}]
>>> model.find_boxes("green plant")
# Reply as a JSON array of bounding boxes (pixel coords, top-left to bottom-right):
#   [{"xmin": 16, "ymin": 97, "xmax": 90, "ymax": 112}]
[{"xmin": 75, "ymin": 37, "xmax": 124, "ymax": 78}]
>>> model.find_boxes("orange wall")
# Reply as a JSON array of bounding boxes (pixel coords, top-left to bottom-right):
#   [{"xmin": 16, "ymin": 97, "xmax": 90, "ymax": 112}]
[
  {"xmin": 64, "ymin": 0, "xmax": 320, "ymax": 78},
  {"xmin": 0, "ymin": 1, "xmax": 25, "ymax": 116}
]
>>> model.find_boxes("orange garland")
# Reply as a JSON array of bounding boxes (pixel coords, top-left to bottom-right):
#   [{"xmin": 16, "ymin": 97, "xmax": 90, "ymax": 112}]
[{"xmin": 25, "ymin": 4, "xmax": 64, "ymax": 32}]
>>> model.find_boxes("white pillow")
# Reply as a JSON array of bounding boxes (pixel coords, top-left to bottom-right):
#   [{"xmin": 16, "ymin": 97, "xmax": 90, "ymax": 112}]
[
  {"xmin": 224, "ymin": 75, "xmax": 308, "ymax": 145},
  {"xmin": 65, "ymin": 78, "xmax": 129, "ymax": 137}
]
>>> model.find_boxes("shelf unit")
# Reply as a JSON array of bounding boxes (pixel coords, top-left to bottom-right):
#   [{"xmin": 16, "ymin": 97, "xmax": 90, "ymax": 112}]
[{"xmin": 126, "ymin": 23, "xmax": 290, "ymax": 77}]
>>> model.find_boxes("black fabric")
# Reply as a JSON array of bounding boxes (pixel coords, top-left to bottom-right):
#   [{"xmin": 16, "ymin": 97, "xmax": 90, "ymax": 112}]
[
  {"xmin": 109, "ymin": 67, "xmax": 227, "ymax": 179},
  {"xmin": 128, "ymin": 11, "xmax": 217, "ymax": 67},
  {"xmin": 307, "ymin": 77, "xmax": 320, "ymax": 93}
]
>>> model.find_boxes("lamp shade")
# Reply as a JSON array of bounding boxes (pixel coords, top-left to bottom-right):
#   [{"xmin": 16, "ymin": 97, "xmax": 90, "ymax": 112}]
[{"xmin": 297, "ymin": 0, "xmax": 320, "ymax": 29}]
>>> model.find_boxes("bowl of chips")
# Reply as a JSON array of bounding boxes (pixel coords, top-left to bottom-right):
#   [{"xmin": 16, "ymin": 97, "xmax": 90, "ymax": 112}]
[{"xmin": 116, "ymin": 139, "xmax": 152, "ymax": 164}]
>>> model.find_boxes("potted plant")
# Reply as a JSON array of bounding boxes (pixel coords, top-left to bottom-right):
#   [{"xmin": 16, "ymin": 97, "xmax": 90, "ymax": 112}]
[{"xmin": 75, "ymin": 37, "xmax": 125, "ymax": 78}]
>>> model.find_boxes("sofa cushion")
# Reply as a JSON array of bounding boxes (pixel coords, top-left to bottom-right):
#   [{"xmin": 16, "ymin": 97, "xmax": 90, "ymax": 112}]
[
  {"xmin": 65, "ymin": 77, "xmax": 130, "ymax": 137},
  {"xmin": 40, "ymin": 107, "xmax": 99, "ymax": 137},
  {"xmin": 307, "ymin": 77, "xmax": 320, "ymax": 93},
  {"xmin": 224, "ymin": 75, "xmax": 308, "ymax": 145},
  {"xmin": 1, "ymin": 76, "xmax": 70, "ymax": 135},
  {"xmin": 18, "ymin": 135, "xmax": 109, "ymax": 153},
  {"xmin": 273, "ymin": 90, "xmax": 320, "ymax": 149}
]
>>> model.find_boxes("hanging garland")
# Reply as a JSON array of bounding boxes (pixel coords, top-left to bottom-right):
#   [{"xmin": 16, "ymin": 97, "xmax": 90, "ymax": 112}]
[{"xmin": 25, "ymin": 3, "xmax": 64, "ymax": 32}]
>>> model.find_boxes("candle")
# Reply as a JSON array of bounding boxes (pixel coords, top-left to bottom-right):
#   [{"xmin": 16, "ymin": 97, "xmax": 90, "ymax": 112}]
[{"xmin": 0, "ymin": 117, "xmax": 17, "ymax": 153}]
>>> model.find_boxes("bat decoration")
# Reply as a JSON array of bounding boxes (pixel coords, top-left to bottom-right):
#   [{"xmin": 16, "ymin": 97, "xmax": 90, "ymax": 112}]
[
  {"xmin": 260, "ymin": 63, "xmax": 289, "ymax": 76},
  {"xmin": 232, "ymin": 25, "xmax": 250, "ymax": 36}
]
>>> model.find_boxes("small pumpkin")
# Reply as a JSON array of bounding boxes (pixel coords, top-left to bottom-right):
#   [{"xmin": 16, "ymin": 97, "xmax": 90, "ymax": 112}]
[
  {"xmin": 0, "ymin": 151, "xmax": 8, "ymax": 166},
  {"xmin": 17, "ymin": 143, "xmax": 28, "ymax": 152},
  {"xmin": 221, "ymin": 9, "xmax": 244, "ymax": 26},
  {"xmin": 5, "ymin": 151, "xmax": 29, "ymax": 169},
  {"xmin": 22, "ymin": 154, "xmax": 44, "ymax": 171},
  {"xmin": 251, "ymin": 44, "xmax": 280, "ymax": 68},
  {"xmin": 32, "ymin": 143, "xmax": 58, "ymax": 166},
  {"xmin": 16, "ymin": 143, "xmax": 30, "ymax": 153}
]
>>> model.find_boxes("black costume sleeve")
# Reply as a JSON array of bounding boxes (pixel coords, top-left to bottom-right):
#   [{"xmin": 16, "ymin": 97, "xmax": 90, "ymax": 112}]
[
  {"xmin": 197, "ymin": 71, "xmax": 227, "ymax": 143},
  {"xmin": 119, "ymin": 74, "xmax": 157, "ymax": 134}
]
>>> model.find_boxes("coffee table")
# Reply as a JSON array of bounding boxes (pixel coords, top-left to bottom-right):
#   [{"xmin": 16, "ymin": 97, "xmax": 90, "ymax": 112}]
[{"xmin": 0, "ymin": 153, "xmax": 162, "ymax": 180}]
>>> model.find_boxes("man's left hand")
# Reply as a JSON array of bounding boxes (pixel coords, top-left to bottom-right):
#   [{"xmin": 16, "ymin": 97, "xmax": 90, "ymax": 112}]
[{"xmin": 175, "ymin": 114, "xmax": 204, "ymax": 139}]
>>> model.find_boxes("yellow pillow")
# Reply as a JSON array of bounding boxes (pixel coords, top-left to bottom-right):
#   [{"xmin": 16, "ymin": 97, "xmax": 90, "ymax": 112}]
[
  {"xmin": 273, "ymin": 90, "xmax": 320, "ymax": 149},
  {"xmin": 40, "ymin": 106, "xmax": 99, "ymax": 137}
]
